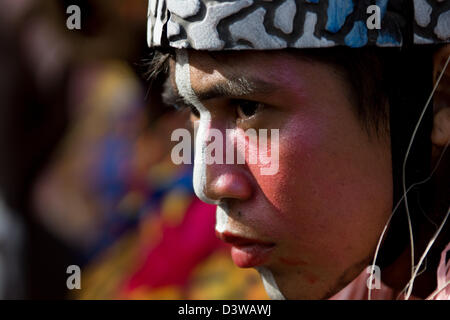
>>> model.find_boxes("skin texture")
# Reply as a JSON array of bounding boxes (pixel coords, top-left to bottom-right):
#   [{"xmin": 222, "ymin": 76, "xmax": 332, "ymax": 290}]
[{"xmin": 169, "ymin": 50, "xmax": 395, "ymax": 299}]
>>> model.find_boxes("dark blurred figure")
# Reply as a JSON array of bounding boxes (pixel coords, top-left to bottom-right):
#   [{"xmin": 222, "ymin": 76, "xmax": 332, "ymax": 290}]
[{"xmin": 0, "ymin": 0, "xmax": 149, "ymax": 298}]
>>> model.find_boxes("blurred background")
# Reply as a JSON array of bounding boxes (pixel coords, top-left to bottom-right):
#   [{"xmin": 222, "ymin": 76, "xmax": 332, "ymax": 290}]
[{"xmin": 0, "ymin": 0, "xmax": 267, "ymax": 299}]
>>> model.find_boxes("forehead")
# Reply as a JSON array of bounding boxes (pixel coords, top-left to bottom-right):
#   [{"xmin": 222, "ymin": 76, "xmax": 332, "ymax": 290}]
[{"xmin": 168, "ymin": 50, "xmax": 321, "ymax": 95}]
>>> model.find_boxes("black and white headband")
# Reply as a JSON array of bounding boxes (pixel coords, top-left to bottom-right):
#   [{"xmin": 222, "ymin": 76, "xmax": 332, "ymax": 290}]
[{"xmin": 147, "ymin": 0, "xmax": 450, "ymax": 50}]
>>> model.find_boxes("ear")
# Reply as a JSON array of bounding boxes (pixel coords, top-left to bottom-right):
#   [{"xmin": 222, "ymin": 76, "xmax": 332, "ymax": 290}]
[{"xmin": 431, "ymin": 45, "xmax": 450, "ymax": 148}]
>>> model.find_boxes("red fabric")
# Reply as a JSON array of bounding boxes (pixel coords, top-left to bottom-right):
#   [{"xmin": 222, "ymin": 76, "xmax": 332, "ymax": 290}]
[{"xmin": 123, "ymin": 199, "xmax": 223, "ymax": 291}]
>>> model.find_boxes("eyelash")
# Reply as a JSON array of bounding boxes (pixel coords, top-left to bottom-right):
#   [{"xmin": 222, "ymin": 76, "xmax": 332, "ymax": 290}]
[
  {"xmin": 188, "ymin": 104, "xmax": 201, "ymax": 118},
  {"xmin": 174, "ymin": 102, "xmax": 200, "ymax": 118}
]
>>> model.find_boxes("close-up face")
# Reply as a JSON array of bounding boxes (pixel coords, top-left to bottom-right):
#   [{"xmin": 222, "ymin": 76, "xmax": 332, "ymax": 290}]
[
  {"xmin": 1, "ymin": 0, "xmax": 449, "ymax": 304},
  {"xmin": 168, "ymin": 49, "xmax": 394, "ymax": 299}
]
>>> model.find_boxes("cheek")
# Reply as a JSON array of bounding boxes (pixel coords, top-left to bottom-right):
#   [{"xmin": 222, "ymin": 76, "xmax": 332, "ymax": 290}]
[
  {"xmin": 247, "ymin": 117, "xmax": 325, "ymax": 208},
  {"xmin": 245, "ymin": 119, "xmax": 327, "ymax": 238},
  {"xmin": 247, "ymin": 114, "xmax": 392, "ymax": 263}
]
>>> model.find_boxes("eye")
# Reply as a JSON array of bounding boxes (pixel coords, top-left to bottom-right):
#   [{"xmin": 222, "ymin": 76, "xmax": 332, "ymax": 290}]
[
  {"xmin": 234, "ymin": 99, "xmax": 262, "ymax": 120},
  {"xmin": 175, "ymin": 102, "xmax": 200, "ymax": 119}
]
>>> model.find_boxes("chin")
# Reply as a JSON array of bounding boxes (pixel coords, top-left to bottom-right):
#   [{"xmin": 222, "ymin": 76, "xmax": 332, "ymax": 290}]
[{"xmin": 259, "ymin": 268, "xmax": 340, "ymax": 300}]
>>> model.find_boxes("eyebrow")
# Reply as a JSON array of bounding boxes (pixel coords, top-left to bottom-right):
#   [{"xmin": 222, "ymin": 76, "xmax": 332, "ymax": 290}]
[
  {"xmin": 193, "ymin": 76, "xmax": 275, "ymax": 101},
  {"xmin": 162, "ymin": 72, "xmax": 276, "ymax": 108}
]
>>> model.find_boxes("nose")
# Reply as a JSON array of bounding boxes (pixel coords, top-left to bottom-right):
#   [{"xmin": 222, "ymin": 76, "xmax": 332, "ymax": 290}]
[
  {"xmin": 193, "ymin": 121, "xmax": 253, "ymax": 204},
  {"xmin": 203, "ymin": 171, "xmax": 252, "ymax": 203}
]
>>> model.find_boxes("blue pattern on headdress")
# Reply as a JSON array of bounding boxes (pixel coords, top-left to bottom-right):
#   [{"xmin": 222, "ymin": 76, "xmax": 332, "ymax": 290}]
[
  {"xmin": 326, "ymin": 0, "xmax": 354, "ymax": 33},
  {"xmin": 376, "ymin": 0, "xmax": 388, "ymax": 18},
  {"xmin": 376, "ymin": 29, "xmax": 400, "ymax": 46},
  {"xmin": 345, "ymin": 21, "xmax": 368, "ymax": 47}
]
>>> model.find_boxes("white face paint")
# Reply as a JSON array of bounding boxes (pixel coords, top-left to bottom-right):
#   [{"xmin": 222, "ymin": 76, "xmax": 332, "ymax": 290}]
[
  {"xmin": 175, "ymin": 49, "xmax": 229, "ymax": 233},
  {"xmin": 175, "ymin": 49, "xmax": 230, "ymax": 254},
  {"xmin": 215, "ymin": 203, "xmax": 229, "ymax": 234},
  {"xmin": 256, "ymin": 267, "xmax": 286, "ymax": 300},
  {"xmin": 175, "ymin": 49, "xmax": 214, "ymax": 204},
  {"xmin": 175, "ymin": 49, "xmax": 282, "ymax": 300}
]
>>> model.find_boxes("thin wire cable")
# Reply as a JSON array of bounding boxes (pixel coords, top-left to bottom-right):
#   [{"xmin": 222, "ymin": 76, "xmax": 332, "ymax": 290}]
[
  {"xmin": 368, "ymin": 54, "xmax": 450, "ymax": 299},
  {"xmin": 402, "ymin": 54, "xmax": 450, "ymax": 299},
  {"xmin": 403, "ymin": 206, "xmax": 449, "ymax": 299},
  {"xmin": 426, "ymin": 280, "xmax": 450, "ymax": 300},
  {"xmin": 368, "ymin": 141, "xmax": 448, "ymax": 299}
]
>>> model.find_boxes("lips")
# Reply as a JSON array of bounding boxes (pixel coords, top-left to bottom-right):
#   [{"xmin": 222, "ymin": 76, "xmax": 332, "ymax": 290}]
[{"xmin": 216, "ymin": 231, "xmax": 275, "ymax": 268}]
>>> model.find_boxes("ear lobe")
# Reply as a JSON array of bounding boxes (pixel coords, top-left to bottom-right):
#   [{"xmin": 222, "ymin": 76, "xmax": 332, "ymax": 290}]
[
  {"xmin": 431, "ymin": 45, "xmax": 450, "ymax": 148},
  {"xmin": 431, "ymin": 108, "xmax": 450, "ymax": 147}
]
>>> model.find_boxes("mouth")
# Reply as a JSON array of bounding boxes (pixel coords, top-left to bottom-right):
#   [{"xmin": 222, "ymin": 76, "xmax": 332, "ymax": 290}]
[{"xmin": 216, "ymin": 231, "xmax": 275, "ymax": 268}]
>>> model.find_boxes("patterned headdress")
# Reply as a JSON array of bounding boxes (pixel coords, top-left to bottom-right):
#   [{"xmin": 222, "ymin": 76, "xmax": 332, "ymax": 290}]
[{"xmin": 147, "ymin": 0, "xmax": 450, "ymax": 50}]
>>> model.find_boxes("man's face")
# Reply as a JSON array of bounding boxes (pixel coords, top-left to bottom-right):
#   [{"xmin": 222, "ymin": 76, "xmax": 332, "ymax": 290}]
[{"xmin": 168, "ymin": 50, "xmax": 393, "ymax": 299}]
